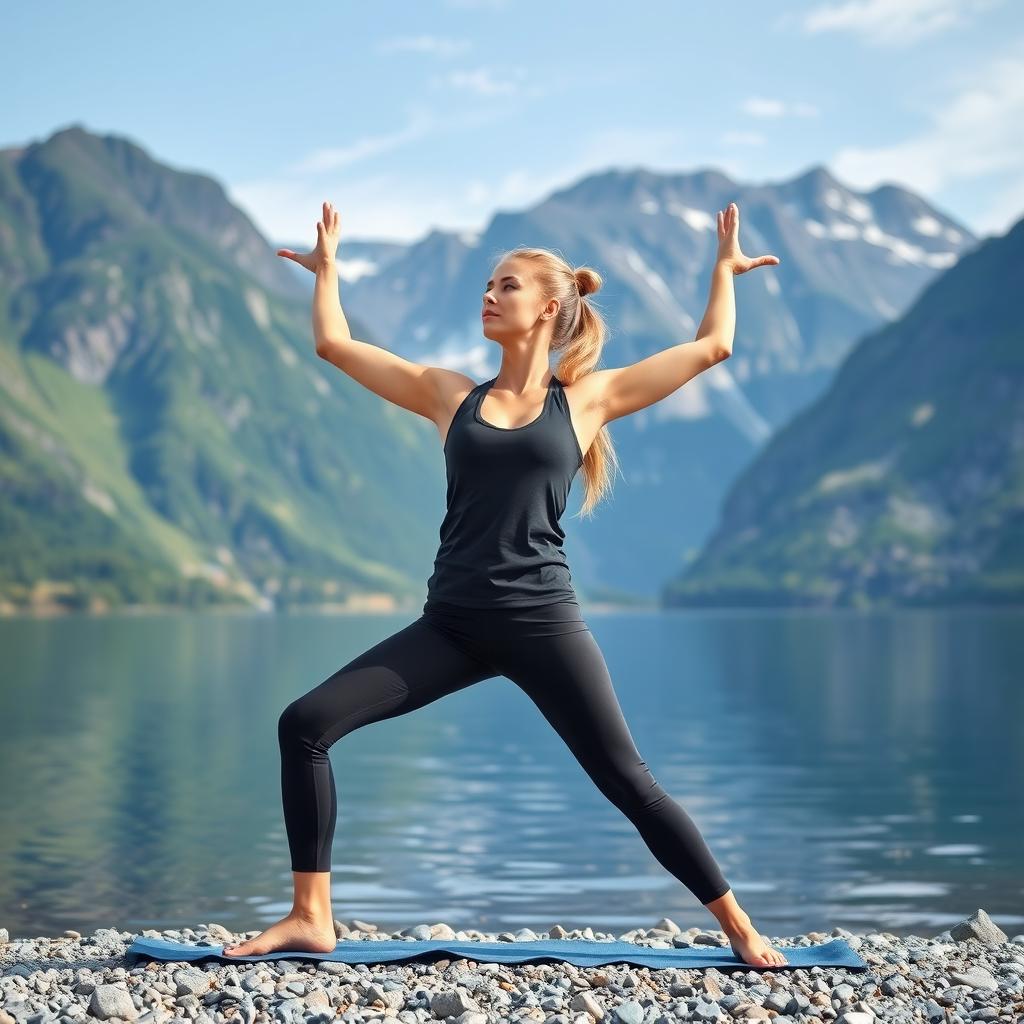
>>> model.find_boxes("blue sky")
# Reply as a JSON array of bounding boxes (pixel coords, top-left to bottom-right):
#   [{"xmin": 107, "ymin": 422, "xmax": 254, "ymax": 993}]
[{"xmin": 4, "ymin": 0, "xmax": 1022, "ymax": 247}]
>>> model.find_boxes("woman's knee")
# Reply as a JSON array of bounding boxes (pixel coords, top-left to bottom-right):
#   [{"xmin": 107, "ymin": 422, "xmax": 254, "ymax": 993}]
[
  {"xmin": 600, "ymin": 757, "xmax": 669, "ymax": 812},
  {"xmin": 278, "ymin": 680, "xmax": 387, "ymax": 752},
  {"xmin": 278, "ymin": 696, "xmax": 328, "ymax": 751}
]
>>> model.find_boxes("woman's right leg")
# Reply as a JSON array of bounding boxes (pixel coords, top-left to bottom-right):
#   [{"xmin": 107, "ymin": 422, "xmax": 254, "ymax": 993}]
[
  {"xmin": 278, "ymin": 615, "xmax": 495, "ymax": 874},
  {"xmin": 224, "ymin": 614, "xmax": 494, "ymax": 957}
]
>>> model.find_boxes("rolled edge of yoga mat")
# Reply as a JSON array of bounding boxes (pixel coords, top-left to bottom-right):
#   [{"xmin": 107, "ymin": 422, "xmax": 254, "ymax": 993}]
[{"xmin": 124, "ymin": 935, "xmax": 868, "ymax": 970}]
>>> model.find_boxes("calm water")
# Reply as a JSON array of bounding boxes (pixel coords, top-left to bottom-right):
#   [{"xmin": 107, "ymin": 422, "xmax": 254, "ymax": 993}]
[{"xmin": 1, "ymin": 606, "xmax": 1022, "ymax": 942}]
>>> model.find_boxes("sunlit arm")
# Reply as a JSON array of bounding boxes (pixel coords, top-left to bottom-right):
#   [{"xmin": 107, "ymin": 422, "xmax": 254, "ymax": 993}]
[
  {"xmin": 591, "ymin": 260, "xmax": 734, "ymax": 424},
  {"xmin": 695, "ymin": 259, "xmax": 736, "ymax": 357},
  {"xmin": 313, "ymin": 258, "xmax": 352, "ymax": 348}
]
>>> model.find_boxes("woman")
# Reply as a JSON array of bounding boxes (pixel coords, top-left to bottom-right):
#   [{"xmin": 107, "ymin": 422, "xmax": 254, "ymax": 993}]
[{"xmin": 225, "ymin": 201, "xmax": 786, "ymax": 966}]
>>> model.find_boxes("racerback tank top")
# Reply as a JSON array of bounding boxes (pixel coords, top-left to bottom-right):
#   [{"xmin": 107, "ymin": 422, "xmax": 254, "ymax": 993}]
[{"xmin": 424, "ymin": 373, "xmax": 585, "ymax": 608}]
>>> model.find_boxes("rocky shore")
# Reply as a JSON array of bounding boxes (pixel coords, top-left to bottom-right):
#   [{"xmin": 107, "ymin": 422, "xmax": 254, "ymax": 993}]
[{"xmin": 1, "ymin": 909, "xmax": 1022, "ymax": 1024}]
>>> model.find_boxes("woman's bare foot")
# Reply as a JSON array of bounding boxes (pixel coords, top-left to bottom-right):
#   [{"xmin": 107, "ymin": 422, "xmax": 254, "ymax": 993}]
[
  {"xmin": 723, "ymin": 918, "xmax": 789, "ymax": 967},
  {"xmin": 223, "ymin": 911, "xmax": 337, "ymax": 957}
]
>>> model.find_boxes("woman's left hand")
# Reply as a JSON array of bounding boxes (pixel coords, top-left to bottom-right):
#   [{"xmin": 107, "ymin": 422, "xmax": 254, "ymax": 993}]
[{"xmin": 716, "ymin": 202, "xmax": 780, "ymax": 275}]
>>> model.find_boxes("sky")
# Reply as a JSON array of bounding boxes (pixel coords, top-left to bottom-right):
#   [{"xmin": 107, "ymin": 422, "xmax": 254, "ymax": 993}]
[{"xmin": 4, "ymin": 0, "xmax": 1023, "ymax": 249}]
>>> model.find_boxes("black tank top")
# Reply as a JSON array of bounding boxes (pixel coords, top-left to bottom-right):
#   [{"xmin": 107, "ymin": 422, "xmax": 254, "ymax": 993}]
[{"xmin": 424, "ymin": 373, "xmax": 585, "ymax": 608}]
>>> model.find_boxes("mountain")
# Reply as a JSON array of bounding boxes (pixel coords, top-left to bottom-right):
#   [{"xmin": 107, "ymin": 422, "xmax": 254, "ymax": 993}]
[
  {"xmin": 661, "ymin": 215, "xmax": 1024, "ymax": 607},
  {"xmin": 0, "ymin": 124, "xmax": 988, "ymax": 613},
  {"xmin": 332, "ymin": 164, "xmax": 979, "ymax": 600},
  {"xmin": 0, "ymin": 124, "xmax": 448, "ymax": 614}
]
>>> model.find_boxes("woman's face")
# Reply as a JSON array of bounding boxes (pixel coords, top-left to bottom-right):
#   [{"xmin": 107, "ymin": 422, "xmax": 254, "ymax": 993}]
[{"xmin": 481, "ymin": 261, "xmax": 556, "ymax": 340}]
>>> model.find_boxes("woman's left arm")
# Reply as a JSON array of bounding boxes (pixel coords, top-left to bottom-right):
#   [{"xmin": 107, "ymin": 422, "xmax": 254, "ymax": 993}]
[
  {"xmin": 706, "ymin": 200, "xmax": 781, "ymax": 355},
  {"xmin": 588, "ymin": 202, "xmax": 779, "ymax": 423},
  {"xmin": 695, "ymin": 259, "xmax": 736, "ymax": 357}
]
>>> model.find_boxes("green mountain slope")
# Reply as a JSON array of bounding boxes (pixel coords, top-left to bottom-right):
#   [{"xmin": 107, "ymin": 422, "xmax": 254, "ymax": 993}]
[
  {"xmin": 662, "ymin": 216, "xmax": 1024, "ymax": 608},
  {"xmin": 0, "ymin": 126, "xmax": 445, "ymax": 614}
]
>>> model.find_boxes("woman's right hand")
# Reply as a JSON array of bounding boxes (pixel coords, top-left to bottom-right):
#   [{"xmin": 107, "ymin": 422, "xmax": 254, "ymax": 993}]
[{"xmin": 277, "ymin": 201, "xmax": 341, "ymax": 273}]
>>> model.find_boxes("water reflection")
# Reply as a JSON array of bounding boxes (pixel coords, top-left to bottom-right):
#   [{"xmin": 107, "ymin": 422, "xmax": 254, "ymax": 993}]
[{"xmin": 0, "ymin": 607, "xmax": 1021, "ymax": 939}]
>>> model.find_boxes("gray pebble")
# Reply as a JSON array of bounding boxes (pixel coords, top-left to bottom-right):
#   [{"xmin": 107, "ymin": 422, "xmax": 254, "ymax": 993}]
[
  {"xmin": 88, "ymin": 984, "xmax": 138, "ymax": 1021},
  {"xmin": 612, "ymin": 999, "xmax": 644, "ymax": 1024},
  {"xmin": 3, "ymin": 911, "xmax": 1024, "ymax": 1024}
]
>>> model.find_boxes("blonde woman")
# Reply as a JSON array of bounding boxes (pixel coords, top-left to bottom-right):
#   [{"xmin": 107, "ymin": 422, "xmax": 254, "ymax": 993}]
[{"xmin": 225, "ymin": 202, "xmax": 786, "ymax": 966}]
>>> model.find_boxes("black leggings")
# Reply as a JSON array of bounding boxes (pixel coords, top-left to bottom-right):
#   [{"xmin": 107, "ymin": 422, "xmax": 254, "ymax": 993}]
[{"xmin": 277, "ymin": 598, "xmax": 732, "ymax": 906}]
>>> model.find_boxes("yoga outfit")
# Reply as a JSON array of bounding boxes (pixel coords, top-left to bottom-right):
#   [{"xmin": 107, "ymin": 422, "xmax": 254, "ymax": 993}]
[
  {"xmin": 425, "ymin": 373, "xmax": 581, "ymax": 607},
  {"xmin": 277, "ymin": 373, "xmax": 731, "ymax": 905}
]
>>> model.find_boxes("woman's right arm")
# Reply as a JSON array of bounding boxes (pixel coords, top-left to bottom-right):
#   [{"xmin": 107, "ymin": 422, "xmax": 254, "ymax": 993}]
[{"xmin": 313, "ymin": 256, "xmax": 469, "ymax": 424}]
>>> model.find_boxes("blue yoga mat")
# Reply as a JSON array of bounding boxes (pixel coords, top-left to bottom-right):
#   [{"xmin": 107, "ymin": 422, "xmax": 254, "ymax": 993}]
[{"xmin": 125, "ymin": 935, "xmax": 867, "ymax": 970}]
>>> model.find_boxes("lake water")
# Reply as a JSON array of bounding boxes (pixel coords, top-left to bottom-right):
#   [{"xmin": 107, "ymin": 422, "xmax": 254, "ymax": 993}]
[{"xmin": 1, "ymin": 606, "xmax": 1022, "ymax": 942}]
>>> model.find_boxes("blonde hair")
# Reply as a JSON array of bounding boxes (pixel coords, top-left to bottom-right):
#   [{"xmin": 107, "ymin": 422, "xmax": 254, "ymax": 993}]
[{"xmin": 488, "ymin": 246, "xmax": 621, "ymax": 518}]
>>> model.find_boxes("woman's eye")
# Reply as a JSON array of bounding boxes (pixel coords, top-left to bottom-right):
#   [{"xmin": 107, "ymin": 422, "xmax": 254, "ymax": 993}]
[{"xmin": 504, "ymin": 283, "xmax": 515, "ymax": 290}]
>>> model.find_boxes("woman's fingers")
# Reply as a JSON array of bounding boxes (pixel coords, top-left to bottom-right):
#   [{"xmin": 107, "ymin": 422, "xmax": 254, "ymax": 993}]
[
  {"xmin": 317, "ymin": 201, "xmax": 340, "ymax": 237},
  {"xmin": 719, "ymin": 202, "xmax": 738, "ymax": 236}
]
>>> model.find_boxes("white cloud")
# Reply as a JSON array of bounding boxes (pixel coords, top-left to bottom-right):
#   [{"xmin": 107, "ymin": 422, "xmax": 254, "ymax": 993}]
[
  {"xmin": 273, "ymin": 98, "xmax": 501, "ymax": 179},
  {"xmin": 740, "ymin": 97, "xmax": 820, "ymax": 118},
  {"xmin": 284, "ymin": 111, "xmax": 438, "ymax": 175},
  {"xmin": 826, "ymin": 44, "xmax": 1024, "ymax": 234},
  {"xmin": 798, "ymin": 0, "xmax": 1003, "ymax": 46},
  {"xmin": 436, "ymin": 66, "xmax": 541, "ymax": 98}
]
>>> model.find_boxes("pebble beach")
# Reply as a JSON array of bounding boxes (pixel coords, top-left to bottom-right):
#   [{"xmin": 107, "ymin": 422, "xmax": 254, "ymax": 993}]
[{"xmin": 2, "ymin": 909, "xmax": 1022, "ymax": 1024}]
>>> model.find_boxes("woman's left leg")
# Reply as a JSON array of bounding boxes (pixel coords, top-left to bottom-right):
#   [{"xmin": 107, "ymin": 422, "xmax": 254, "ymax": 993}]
[
  {"xmin": 498, "ymin": 622, "xmax": 732, "ymax": 907},
  {"xmin": 494, "ymin": 609, "xmax": 790, "ymax": 966}
]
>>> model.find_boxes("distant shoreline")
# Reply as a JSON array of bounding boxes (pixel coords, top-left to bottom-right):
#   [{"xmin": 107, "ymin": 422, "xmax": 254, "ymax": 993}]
[{"xmin": 0, "ymin": 599, "xmax": 660, "ymax": 618}]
